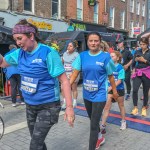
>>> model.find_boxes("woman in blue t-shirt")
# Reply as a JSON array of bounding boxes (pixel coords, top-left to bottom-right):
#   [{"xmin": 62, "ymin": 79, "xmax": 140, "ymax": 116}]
[
  {"xmin": 70, "ymin": 32, "xmax": 118, "ymax": 150},
  {"xmin": 0, "ymin": 19, "xmax": 74, "ymax": 150}
]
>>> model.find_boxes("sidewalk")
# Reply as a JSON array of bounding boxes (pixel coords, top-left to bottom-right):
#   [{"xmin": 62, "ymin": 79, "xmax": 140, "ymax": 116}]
[{"xmin": 0, "ymin": 114, "xmax": 150, "ymax": 150}]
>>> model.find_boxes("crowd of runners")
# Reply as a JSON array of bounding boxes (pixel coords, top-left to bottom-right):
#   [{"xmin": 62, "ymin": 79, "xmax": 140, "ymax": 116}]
[{"xmin": 0, "ymin": 19, "xmax": 149, "ymax": 150}]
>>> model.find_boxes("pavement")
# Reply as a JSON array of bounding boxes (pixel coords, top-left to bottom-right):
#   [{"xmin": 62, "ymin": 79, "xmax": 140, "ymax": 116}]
[{"xmin": 0, "ymin": 85, "xmax": 150, "ymax": 150}]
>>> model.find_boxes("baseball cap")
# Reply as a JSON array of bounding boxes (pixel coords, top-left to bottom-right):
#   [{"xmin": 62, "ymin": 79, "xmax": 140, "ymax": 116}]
[{"xmin": 116, "ymin": 39, "xmax": 124, "ymax": 44}]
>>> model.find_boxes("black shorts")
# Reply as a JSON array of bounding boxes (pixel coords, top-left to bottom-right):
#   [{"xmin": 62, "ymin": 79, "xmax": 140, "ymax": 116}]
[{"xmin": 108, "ymin": 89, "xmax": 125, "ymax": 103}]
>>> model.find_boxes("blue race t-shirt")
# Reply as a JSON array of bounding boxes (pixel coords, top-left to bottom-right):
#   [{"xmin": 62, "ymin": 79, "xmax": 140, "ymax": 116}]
[
  {"xmin": 72, "ymin": 50, "xmax": 115, "ymax": 102},
  {"xmin": 5, "ymin": 43, "xmax": 65, "ymax": 105},
  {"xmin": 108, "ymin": 63, "xmax": 125, "ymax": 90}
]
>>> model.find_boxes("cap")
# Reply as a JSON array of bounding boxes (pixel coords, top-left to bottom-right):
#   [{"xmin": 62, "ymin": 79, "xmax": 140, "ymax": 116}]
[{"xmin": 116, "ymin": 39, "xmax": 124, "ymax": 44}]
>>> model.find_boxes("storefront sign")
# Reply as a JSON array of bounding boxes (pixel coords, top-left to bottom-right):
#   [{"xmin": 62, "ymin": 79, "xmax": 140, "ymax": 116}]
[
  {"xmin": 67, "ymin": 25, "xmax": 75, "ymax": 31},
  {"xmin": 133, "ymin": 27, "xmax": 141, "ymax": 35},
  {"xmin": 28, "ymin": 18, "xmax": 52, "ymax": 30},
  {"xmin": 72, "ymin": 23, "xmax": 86, "ymax": 31}
]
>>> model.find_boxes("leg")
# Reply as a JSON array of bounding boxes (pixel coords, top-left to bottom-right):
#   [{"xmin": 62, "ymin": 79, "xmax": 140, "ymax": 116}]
[
  {"xmin": 141, "ymin": 75, "xmax": 150, "ymax": 107},
  {"xmin": 89, "ymin": 101, "xmax": 106, "ymax": 150},
  {"xmin": 118, "ymin": 96, "xmax": 126, "ymax": 120},
  {"xmin": 132, "ymin": 77, "xmax": 142, "ymax": 106},
  {"xmin": 71, "ymin": 82, "xmax": 78, "ymax": 100},
  {"xmin": 124, "ymin": 71, "xmax": 131, "ymax": 95},
  {"xmin": 9, "ymin": 75, "xmax": 17, "ymax": 104},
  {"xmin": 84, "ymin": 99, "xmax": 92, "ymax": 119},
  {"xmin": 101, "ymin": 94, "xmax": 113, "ymax": 126},
  {"xmin": 72, "ymin": 82, "xmax": 78, "ymax": 107},
  {"xmin": 30, "ymin": 104, "xmax": 61, "ymax": 150}
]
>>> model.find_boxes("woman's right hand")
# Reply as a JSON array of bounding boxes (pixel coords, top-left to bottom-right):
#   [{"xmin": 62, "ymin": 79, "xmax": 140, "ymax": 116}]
[{"xmin": 64, "ymin": 106, "xmax": 75, "ymax": 127}]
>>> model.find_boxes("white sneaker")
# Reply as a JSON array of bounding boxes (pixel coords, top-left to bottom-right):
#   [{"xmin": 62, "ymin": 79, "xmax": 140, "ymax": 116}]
[
  {"xmin": 20, "ymin": 102, "xmax": 25, "ymax": 105},
  {"xmin": 12, "ymin": 103, "xmax": 16, "ymax": 107},
  {"xmin": 120, "ymin": 120, "xmax": 127, "ymax": 130},
  {"xmin": 73, "ymin": 99, "xmax": 77, "ymax": 108},
  {"xmin": 61, "ymin": 102, "xmax": 66, "ymax": 109}
]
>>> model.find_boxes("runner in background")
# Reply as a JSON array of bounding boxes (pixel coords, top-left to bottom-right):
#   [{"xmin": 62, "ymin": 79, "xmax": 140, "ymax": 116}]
[
  {"xmin": 117, "ymin": 39, "xmax": 133, "ymax": 100},
  {"xmin": 61, "ymin": 41, "xmax": 80, "ymax": 109},
  {"xmin": 131, "ymin": 37, "xmax": 150, "ymax": 116},
  {"xmin": 101, "ymin": 51, "xmax": 126, "ymax": 134},
  {"xmin": 70, "ymin": 32, "xmax": 118, "ymax": 150}
]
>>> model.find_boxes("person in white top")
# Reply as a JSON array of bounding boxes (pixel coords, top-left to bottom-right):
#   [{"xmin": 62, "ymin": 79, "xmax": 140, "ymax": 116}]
[{"xmin": 61, "ymin": 41, "xmax": 80, "ymax": 109}]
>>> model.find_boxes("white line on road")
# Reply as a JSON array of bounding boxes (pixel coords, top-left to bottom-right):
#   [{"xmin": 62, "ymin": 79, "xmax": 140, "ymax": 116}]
[{"xmin": 4, "ymin": 111, "xmax": 65, "ymax": 135}]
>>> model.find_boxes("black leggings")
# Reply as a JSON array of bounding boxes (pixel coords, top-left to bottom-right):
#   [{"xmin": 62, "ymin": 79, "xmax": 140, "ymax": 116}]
[
  {"xmin": 132, "ymin": 75, "xmax": 150, "ymax": 107},
  {"xmin": 124, "ymin": 71, "xmax": 131, "ymax": 95},
  {"xmin": 84, "ymin": 99, "xmax": 106, "ymax": 150}
]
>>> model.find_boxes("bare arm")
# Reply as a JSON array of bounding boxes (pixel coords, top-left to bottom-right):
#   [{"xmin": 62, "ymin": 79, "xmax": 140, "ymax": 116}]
[
  {"xmin": 0, "ymin": 54, "xmax": 10, "ymax": 68},
  {"xmin": 108, "ymin": 75, "xmax": 119, "ymax": 100},
  {"xmin": 70, "ymin": 70, "xmax": 80, "ymax": 85},
  {"xmin": 58, "ymin": 73, "xmax": 72, "ymax": 107},
  {"xmin": 58, "ymin": 73, "xmax": 75, "ymax": 127}
]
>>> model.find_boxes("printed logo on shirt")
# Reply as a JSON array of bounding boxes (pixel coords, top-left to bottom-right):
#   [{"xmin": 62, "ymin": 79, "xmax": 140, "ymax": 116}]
[
  {"xmin": 32, "ymin": 59, "xmax": 42, "ymax": 63},
  {"xmin": 96, "ymin": 61, "xmax": 104, "ymax": 66}
]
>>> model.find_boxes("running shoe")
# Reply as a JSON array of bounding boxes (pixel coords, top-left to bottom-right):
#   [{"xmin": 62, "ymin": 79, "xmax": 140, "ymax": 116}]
[
  {"xmin": 12, "ymin": 103, "xmax": 16, "ymax": 107},
  {"xmin": 95, "ymin": 136, "xmax": 105, "ymax": 150},
  {"xmin": 20, "ymin": 102, "xmax": 25, "ymax": 105},
  {"xmin": 120, "ymin": 120, "xmax": 127, "ymax": 130},
  {"xmin": 125, "ymin": 94, "xmax": 130, "ymax": 100},
  {"xmin": 131, "ymin": 107, "xmax": 138, "ymax": 115},
  {"xmin": 141, "ymin": 107, "xmax": 147, "ymax": 117}
]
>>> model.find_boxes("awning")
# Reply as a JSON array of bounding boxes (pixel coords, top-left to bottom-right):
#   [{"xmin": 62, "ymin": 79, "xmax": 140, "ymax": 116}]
[{"xmin": 0, "ymin": 25, "xmax": 12, "ymax": 35}]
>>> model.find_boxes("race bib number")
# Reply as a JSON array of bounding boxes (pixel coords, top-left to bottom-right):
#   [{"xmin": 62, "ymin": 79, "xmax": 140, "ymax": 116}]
[
  {"xmin": 21, "ymin": 76, "xmax": 38, "ymax": 94},
  {"xmin": 83, "ymin": 80, "xmax": 98, "ymax": 92},
  {"xmin": 64, "ymin": 64, "xmax": 72, "ymax": 72}
]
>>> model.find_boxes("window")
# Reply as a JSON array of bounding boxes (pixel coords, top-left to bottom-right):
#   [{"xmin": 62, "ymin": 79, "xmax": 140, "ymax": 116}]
[
  {"xmin": 120, "ymin": 11, "xmax": 125, "ymax": 29},
  {"xmin": 24, "ymin": 0, "xmax": 34, "ymax": 12},
  {"xmin": 129, "ymin": 21, "xmax": 134, "ymax": 37},
  {"xmin": 136, "ymin": 22, "xmax": 139, "ymax": 27},
  {"xmin": 130, "ymin": 0, "xmax": 134, "ymax": 13},
  {"xmin": 51, "ymin": 0, "xmax": 59, "ymax": 18},
  {"xmin": 142, "ymin": 4, "xmax": 145, "ymax": 16},
  {"xmin": 94, "ymin": 3, "xmax": 98, "ymax": 23},
  {"xmin": 141, "ymin": 24, "xmax": 145, "ymax": 32},
  {"xmin": 136, "ymin": 1, "xmax": 140, "ymax": 15},
  {"xmin": 109, "ymin": 7, "xmax": 115, "ymax": 27},
  {"xmin": 77, "ymin": 0, "xmax": 83, "ymax": 20}
]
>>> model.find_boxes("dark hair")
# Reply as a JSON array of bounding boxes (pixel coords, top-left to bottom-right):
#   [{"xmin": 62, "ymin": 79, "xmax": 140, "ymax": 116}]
[
  {"xmin": 139, "ymin": 37, "xmax": 149, "ymax": 45},
  {"xmin": 16, "ymin": 19, "xmax": 44, "ymax": 43},
  {"xmin": 87, "ymin": 32, "xmax": 101, "ymax": 41},
  {"xmin": 68, "ymin": 40, "xmax": 78, "ymax": 49}
]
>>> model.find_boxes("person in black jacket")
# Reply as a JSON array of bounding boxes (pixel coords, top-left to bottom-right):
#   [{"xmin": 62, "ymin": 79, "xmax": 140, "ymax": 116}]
[
  {"xmin": 117, "ymin": 39, "xmax": 133, "ymax": 100},
  {"xmin": 131, "ymin": 37, "xmax": 150, "ymax": 116}
]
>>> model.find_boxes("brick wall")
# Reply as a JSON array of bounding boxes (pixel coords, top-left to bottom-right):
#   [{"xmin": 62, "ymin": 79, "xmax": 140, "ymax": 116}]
[{"xmin": 106, "ymin": 0, "xmax": 127, "ymax": 30}]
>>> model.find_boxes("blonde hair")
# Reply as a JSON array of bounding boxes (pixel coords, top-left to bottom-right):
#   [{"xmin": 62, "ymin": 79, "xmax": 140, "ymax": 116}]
[
  {"xmin": 112, "ymin": 51, "xmax": 122, "ymax": 63},
  {"xmin": 100, "ymin": 41, "xmax": 109, "ymax": 52}
]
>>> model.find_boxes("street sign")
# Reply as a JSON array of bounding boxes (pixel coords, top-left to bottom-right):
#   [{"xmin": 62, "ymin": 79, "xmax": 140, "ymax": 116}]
[{"xmin": 133, "ymin": 27, "xmax": 141, "ymax": 35}]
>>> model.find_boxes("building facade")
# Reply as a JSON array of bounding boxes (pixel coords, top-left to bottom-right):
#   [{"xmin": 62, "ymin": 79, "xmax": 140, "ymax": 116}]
[
  {"xmin": 127, "ymin": 0, "xmax": 147, "ymax": 37},
  {"xmin": 146, "ymin": 0, "xmax": 150, "ymax": 28}
]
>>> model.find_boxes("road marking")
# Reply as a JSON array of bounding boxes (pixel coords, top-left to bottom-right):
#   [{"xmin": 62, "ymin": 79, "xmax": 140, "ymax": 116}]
[{"xmin": 4, "ymin": 111, "xmax": 65, "ymax": 135}]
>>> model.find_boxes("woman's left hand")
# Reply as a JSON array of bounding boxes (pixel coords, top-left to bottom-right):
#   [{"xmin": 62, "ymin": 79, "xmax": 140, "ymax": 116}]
[
  {"xmin": 113, "ymin": 92, "xmax": 119, "ymax": 101},
  {"xmin": 64, "ymin": 107, "xmax": 75, "ymax": 127}
]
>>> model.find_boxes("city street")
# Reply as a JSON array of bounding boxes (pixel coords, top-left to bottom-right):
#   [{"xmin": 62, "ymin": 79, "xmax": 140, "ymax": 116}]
[{"xmin": 0, "ymin": 84, "xmax": 150, "ymax": 150}]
